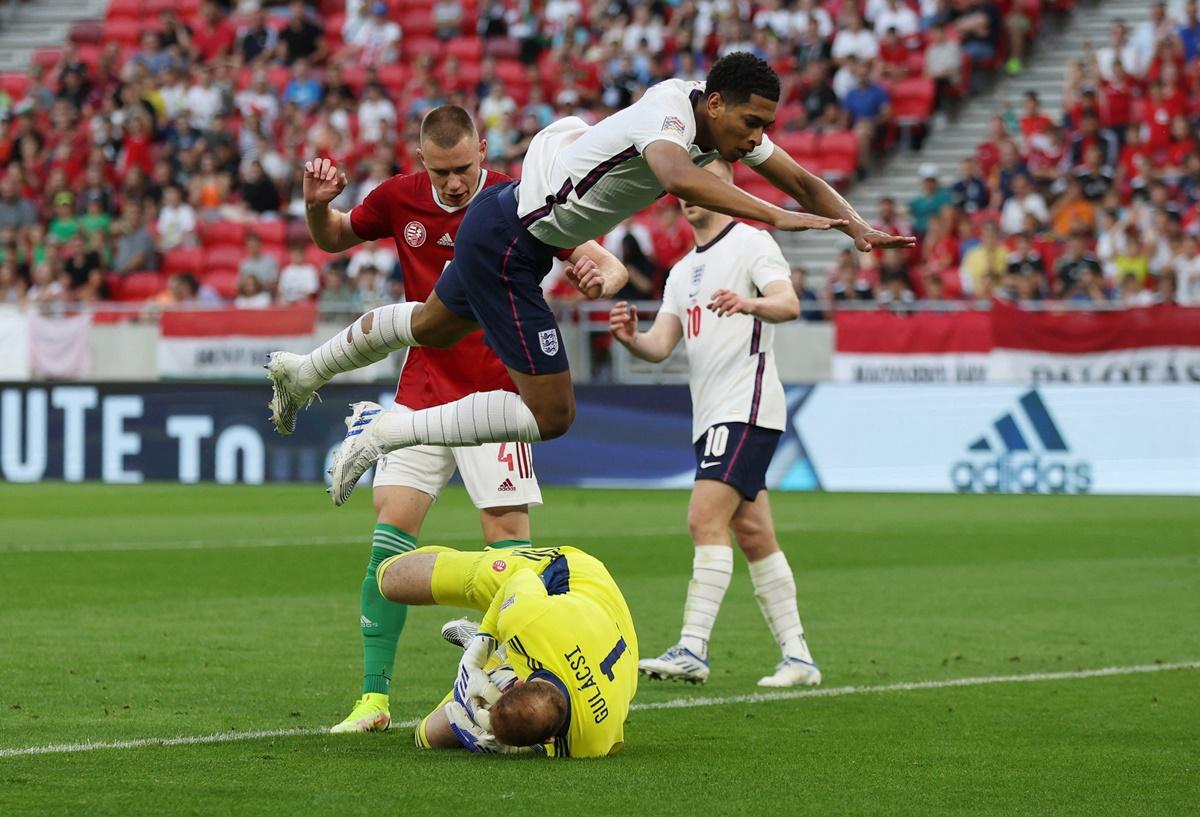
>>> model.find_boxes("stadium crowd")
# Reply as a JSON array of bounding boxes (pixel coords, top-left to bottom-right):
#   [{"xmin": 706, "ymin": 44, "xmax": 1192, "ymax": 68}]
[{"xmin": 0, "ymin": 0, "xmax": 1196, "ymax": 316}]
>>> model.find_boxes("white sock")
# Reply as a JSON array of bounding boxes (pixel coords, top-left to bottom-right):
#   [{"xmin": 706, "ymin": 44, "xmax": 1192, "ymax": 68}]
[
  {"xmin": 679, "ymin": 545, "xmax": 733, "ymax": 659},
  {"xmin": 304, "ymin": 303, "xmax": 418, "ymax": 384},
  {"xmin": 748, "ymin": 551, "xmax": 812, "ymax": 663},
  {"xmin": 374, "ymin": 390, "xmax": 541, "ymax": 448}
]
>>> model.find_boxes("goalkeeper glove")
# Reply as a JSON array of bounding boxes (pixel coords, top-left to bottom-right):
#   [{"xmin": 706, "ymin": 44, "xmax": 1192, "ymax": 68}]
[
  {"xmin": 445, "ymin": 701, "xmax": 547, "ymax": 755},
  {"xmin": 453, "ymin": 633, "xmax": 503, "ymax": 725}
]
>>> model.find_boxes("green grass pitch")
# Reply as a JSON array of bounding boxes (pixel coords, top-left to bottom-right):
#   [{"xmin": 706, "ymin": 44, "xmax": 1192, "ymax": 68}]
[{"xmin": 1, "ymin": 484, "xmax": 1197, "ymax": 816}]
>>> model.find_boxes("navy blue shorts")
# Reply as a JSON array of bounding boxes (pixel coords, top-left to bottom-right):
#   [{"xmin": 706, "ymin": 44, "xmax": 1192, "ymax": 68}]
[
  {"xmin": 434, "ymin": 182, "xmax": 569, "ymax": 376},
  {"xmin": 693, "ymin": 422, "xmax": 782, "ymax": 501}
]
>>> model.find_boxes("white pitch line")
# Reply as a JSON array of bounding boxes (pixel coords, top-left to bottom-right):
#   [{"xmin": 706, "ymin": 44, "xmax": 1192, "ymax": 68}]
[{"xmin": 2, "ymin": 661, "xmax": 1195, "ymax": 759}]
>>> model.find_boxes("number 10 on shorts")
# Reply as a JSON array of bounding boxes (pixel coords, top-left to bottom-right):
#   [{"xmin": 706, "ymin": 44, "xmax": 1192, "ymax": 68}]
[{"xmin": 703, "ymin": 425, "xmax": 729, "ymax": 458}]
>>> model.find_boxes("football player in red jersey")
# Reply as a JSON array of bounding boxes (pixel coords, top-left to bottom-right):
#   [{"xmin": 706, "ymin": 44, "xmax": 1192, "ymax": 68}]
[{"xmin": 271, "ymin": 106, "xmax": 584, "ymax": 734}]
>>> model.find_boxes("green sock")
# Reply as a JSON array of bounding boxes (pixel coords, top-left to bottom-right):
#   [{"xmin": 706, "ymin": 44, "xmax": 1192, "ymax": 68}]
[
  {"xmin": 489, "ymin": 538, "xmax": 533, "ymax": 549},
  {"xmin": 361, "ymin": 524, "xmax": 416, "ymax": 696}
]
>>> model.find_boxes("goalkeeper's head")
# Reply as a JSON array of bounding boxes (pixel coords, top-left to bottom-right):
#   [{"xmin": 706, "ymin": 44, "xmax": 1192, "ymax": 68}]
[{"xmin": 489, "ymin": 680, "xmax": 569, "ymax": 748}]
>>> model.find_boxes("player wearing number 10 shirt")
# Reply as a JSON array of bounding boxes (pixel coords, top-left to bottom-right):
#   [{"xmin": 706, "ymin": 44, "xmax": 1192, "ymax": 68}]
[{"xmin": 610, "ymin": 160, "xmax": 821, "ymax": 689}]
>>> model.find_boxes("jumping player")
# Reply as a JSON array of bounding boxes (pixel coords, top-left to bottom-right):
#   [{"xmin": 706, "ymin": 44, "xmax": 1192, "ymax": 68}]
[
  {"xmin": 268, "ymin": 52, "xmax": 915, "ymax": 506},
  {"xmin": 275, "ymin": 106, "xmax": 558, "ymax": 733},
  {"xmin": 610, "ymin": 160, "xmax": 820, "ymax": 688}
]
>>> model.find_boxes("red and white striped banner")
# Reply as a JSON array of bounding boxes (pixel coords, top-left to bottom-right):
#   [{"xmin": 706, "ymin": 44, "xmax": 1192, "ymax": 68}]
[
  {"xmin": 157, "ymin": 307, "xmax": 317, "ymax": 379},
  {"xmin": 833, "ymin": 302, "xmax": 1200, "ymax": 384}
]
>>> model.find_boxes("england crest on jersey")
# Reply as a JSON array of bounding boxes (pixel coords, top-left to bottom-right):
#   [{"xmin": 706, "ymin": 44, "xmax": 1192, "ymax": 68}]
[
  {"xmin": 538, "ymin": 328, "xmax": 560, "ymax": 356},
  {"xmin": 688, "ymin": 264, "xmax": 705, "ymax": 299}
]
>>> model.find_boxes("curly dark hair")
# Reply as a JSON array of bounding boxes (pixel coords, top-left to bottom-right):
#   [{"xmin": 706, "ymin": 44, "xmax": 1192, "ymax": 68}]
[{"xmin": 705, "ymin": 52, "xmax": 781, "ymax": 106}]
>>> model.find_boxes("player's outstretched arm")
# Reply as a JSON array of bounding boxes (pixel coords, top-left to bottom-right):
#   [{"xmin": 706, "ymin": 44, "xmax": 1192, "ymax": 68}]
[
  {"xmin": 643, "ymin": 141, "xmax": 848, "ymax": 233},
  {"xmin": 610, "ymin": 302, "xmax": 683, "ymax": 363},
  {"xmin": 303, "ymin": 158, "xmax": 365, "ymax": 253},
  {"xmin": 751, "ymin": 150, "xmax": 917, "ymax": 252},
  {"xmin": 708, "ymin": 280, "xmax": 800, "ymax": 323},
  {"xmin": 564, "ymin": 240, "xmax": 629, "ymax": 299}
]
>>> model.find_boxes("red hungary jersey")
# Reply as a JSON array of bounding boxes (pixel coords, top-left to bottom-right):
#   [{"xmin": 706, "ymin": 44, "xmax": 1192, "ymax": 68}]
[{"xmin": 349, "ymin": 169, "xmax": 516, "ymax": 409}]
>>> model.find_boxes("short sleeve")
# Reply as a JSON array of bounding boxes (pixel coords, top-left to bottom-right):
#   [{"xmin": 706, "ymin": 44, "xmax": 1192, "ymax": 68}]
[
  {"xmin": 483, "ymin": 569, "xmax": 550, "ymax": 645},
  {"xmin": 348, "ymin": 178, "xmax": 396, "ymax": 241},
  {"xmin": 628, "ymin": 84, "xmax": 697, "ymax": 154},
  {"xmin": 658, "ymin": 262, "xmax": 687, "ymax": 318},
  {"xmin": 745, "ymin": 229, "xmax": 792, "ymax": 292},
  {"xmin": 741, "ymin": 131, "xmax": 776, "ymax": 167}
]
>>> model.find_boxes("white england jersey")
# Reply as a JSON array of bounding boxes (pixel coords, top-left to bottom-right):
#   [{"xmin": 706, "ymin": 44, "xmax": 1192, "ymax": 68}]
[
  {"xmin": 516, "ymin": 79, "xmax": 776, "ymax": 249},
  {"xmin": 661, "ymin": 221, "xmax": 791, "ymax": 441}
]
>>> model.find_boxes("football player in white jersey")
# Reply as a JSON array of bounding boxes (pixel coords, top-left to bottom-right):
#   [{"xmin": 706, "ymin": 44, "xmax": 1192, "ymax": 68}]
[
  {"xmin": 609, "ymin": 160, "xmax": 821, "ymax": 688},
  {"xmin": 271, "ymin": 52, "xmax": 914, "ymax": 506}
]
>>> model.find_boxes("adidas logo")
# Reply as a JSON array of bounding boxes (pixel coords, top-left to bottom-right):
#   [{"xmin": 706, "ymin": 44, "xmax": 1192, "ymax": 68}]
[
  {"xmin": 361, "ymin": 615, "xmax": 378, "ymax": 628},
  {"xmin": 951, "ymin": 390, "xmax": 1092, "ymax": 494},
  {"xmin": 437, "ymin": 233, "xmax": 454, "ymax": 247},
  {"xmin": 497, "ymin": 478, "xmax": 516, "ymax": 492}
]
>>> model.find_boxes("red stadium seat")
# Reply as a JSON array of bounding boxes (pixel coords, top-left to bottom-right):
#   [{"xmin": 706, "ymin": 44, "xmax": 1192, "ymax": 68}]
[
  {"xmin": 69, "ymin": 21, "xmax": 104, "ymax": 45},
  {"xmin": 494, "ymin": 59, "xmax": 527, "ymax": 85},
  {"xmin": 485, "ymin": 38, "xmax": 521, "ymax": 60},
  {"xmin": 890, "ymin": 77, "xmax": 936, "ymax": 126},
  {"xmin": 163, "ymin": 247, "xmax": 204, "ymax": 274},
  {"xmin": 201, "ymin": 270, "xmax": 239, "ymax": 299},
  {"xmin": 376, "ymin": 64, "xmax": 409, "ymax": 92},
  {"xmin": 115, "ymin": 271, "xmax": 165, "ymax": 302},
  {"xmin": 106, "ymin": 0, "xmax": 141, "ymax": 20},
  {"xmin": 0, "ymin": 72, "xmax": 30, "ymax": 101},
  {"xmin": 399, "ymin": 11, "xmax": 436, "ymax": 40},
  {"xmin": 444, "ymin": 36, "xmax": 483, "ymax": 62},
  {"xmin": 248, "ymin": 221, "xmax": 286, "ymax": 247},
  {"xmin": 267, "ymin": 65, "xmax": 291, "ymax": 92},
  {"xmin": 402, "ymin": 36, "xmax": 442, "ymax": 60},
  {"xmin": 204, "ymin": 246, "xmax": 244, "ymax": 271},
  {"xmin": 31, "ymin": 48, "xmax": 63, "ymax": 73},
  {"xmin": 198, "ymin": 221, "xmax": 247, "ymax": 248},
  {"xmin": 773, "ymin": 130, "xmax": 818, "ymax": 162},
  {"xmin": 103, "ymin": 18, "xmax": 145, "ymax": 47},
  {"xmin": 818, "ymin": 131, "xmax": 859, "ymax": 182},
  {"xmin": 305, "ymin": 245, "xmax": 335, "ymax": 268}
]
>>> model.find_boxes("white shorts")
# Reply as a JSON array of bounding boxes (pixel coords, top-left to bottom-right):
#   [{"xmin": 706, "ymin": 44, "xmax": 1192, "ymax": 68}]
[{"xmin": 372, "ymin": 408, "xmax": 542, "ymax": 509}]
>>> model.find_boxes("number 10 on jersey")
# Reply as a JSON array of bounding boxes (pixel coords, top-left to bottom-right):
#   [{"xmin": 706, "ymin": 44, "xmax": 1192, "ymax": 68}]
[{"xmin": 686, "ymin": 305, "xmax": 702, "ymax": 338}]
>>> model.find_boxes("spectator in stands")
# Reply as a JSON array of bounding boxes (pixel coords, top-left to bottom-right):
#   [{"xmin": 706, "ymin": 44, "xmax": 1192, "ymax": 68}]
[
  {"xmin": 1173, "ymin": 234, "xmax": 1200, "ymax": 304},
  {"xmin": 1073, "ymin": 144, "xmax": 1115, "ymax": 203},
  {"xmin": 345, "ymin": 2, "xmax": 401, "ymax": 65},
  {"xmin": 1068, "ymin": 111, "xmax": 1119, "ymax": 170},
  {"xmin": 237, "ymin": 70, "xmax": 281, "ymax": 129},
  {"xmin": 961, "ymin": 220, "xmax": 1008, "ymax": 295},
  {"xmin": 240, "ymin": 161, "xmax": 281, "ymax": 217},
  {"xmin": 239, "ymin": 9, "xmax": 279, "ymax": 66},
  {"xmin": 873, "ymin": 0, "xmax": 920, "ymax": 37},
  {"xmin": 951, "ymin": 156, "xmax": 989, "ymax": 214},
  {"xmin": 318, "ymin": 265, "xmax": 360, "ymax": 314},
  {"xmin": 185, "ymin": 65, "xmax": 224, "ymax": 132},
  {"xmin": 277, "ymin": 243, "xmax": 320, "ymax": 304},
  {"xmin": 113, "ymin": 204, "xmax": 157, "ymax": 275},
  {"xmin": 1131, "ymin": 3, "xmax": 1175, "ymax": 71},
  {"xmin": 843, "ymin": 62, "xmax": 891, "ymax": 170},
  {"xmin": 284, "ymin": 59, "xmax": 324, "ymax": 112},
  {"xmin": 874, "ymin": 196, "xmax": 913, "ymax": 239},
  {"xmin": 26, "ymin": 260, "xmax": 66, "ymax": 307},
  {"xmin": 0, "ymin": 176, "xmax": 36, "ymax": 232},
  {"xmin": 791, "ymin": 266, "xmax": 824, "ymax": 321},
  {"xmin": 153, "ymin": 272, "xmax": 222, "ymax": 308},
  {"xmin": 0, "ymin": 259, "xmax": 26, "ymax": 304},
  {"xmin": 1007, "ymin": 231, "xmax": 1047, "ymax": 280},
  {"xmin": 1050, "ymin": 178, "xmax": 1097, "ymax": 237},
  {"xmin": 131, "ymin": 31, "xmax": 177, "ymax": 78},
  {"xmin": 80, "ymin": 193, "xmax": 113, "ymax": 238},
  {"xmin": 1001, "ymin": 173, "xmax": 1049, "ymax": 236},
  {"xmin": 1055, "ymin": 234, "xmax": 1104, "ymax": 297},
  {"xmin": 909, "ymin": 164, "xmax": 952, "ymax": 236},
  {"xmin": 950, "ymin": 0, "xmax": 1002, "ymax": 82},
  {"xmin": 832, "ymin": 9, "xmax": 880, "ymax": 64},
  {"xmin": 157, "ymin": 185, "xmax": 197, "ymax": 251},
  {"xmin": 1179, "ymin": 0, "xmax": 1200, "ymax": 60},
  {"xmin": 48, "ymin": 192, "xmax": 81, "ymax": 243},
  {"xmin": 924, "ymin": 21, "xmax": 963, "ymax": 110},
  {"xmin": 62, "ymin": 236, "xmax": 105, "ymax": 301},
  {"xmin": 238, "ymin": 233, "xmax": 278, "ymax": 291},
  {"xmin": 358, "ymin": 84, "xmax": 397, "ymax": 144},
  {"xmin": 434, "ymin": 0, "xmax": 464, "ymax": 39},
  {"xmin": 192, "ymin": 0, "xmax": 237, "ymax": 63},
  {"xmin": 1096, "ymin": 19, "xmax": 1145, "ymax": 80},
  {"xmin": 278, "ymin": 0, "xmax": 327, "ymax": 66},
  {"xmin": 234, "ymin": 272, "xmax": 272, "ymax": 309}
]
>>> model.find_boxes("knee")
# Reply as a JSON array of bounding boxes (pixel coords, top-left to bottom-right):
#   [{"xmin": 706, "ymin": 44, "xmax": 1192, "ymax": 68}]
[
  {"xmin": 687, "ymin": 508, "xmax": 727, "ymax": 545},
  {"xmin": 731, "ymin": 520, "xmax": 775, "ymax": 561},
  {"xmin": 532, "ymin": 400, "xmax": 574, "ymax": 440}
]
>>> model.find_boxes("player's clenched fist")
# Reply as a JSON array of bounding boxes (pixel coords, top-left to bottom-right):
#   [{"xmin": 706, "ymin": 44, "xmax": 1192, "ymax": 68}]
[
  {"xmin": 609, "ymin": 301, "xmax": 639, "ymax": 344},
  {"xmin": 303, "ymin": 157, "xmax": 349, "ymax": 207}
]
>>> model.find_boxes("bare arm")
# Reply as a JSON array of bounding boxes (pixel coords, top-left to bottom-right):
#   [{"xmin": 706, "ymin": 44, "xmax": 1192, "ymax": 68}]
[
  {"xmin": 609, "ymin": 301, "xmax": 684, "ymax": 363},
  {"xmin": 564, "ymin": 239, "xmax": 629, "ymax": 299},
  {"xmin": 752, "ymin": 148, "xmax": 917, "ymax": 252},
  {"xmin": 642, "ymin": 141, "xmax": 848, "ymax": 233},
  {"xmin": 708, "ymin": 279, "xmax": 800, "ymax": 324},
  {"xmin": 303, "ymin": 158, "xmax": 364, "ymax": 253}
]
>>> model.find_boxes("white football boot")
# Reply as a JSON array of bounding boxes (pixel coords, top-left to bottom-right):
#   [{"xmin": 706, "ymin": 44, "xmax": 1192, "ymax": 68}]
[
  {"xmin": 441, "ymin": 618, "xmax": 479, "ymax": 649},
  {"xmin": 265, "ymin": 351, "xmax": 324, "ymax": 435},
  {"xmin": 638, "ymin": 644, "xmax": 710, "ymax": 684},
  {"xmin": 757, "ymin": 656, "xmax": 822, "ymax": 688},
  {"xmin": 329, "ymin": 401, "xmax": 388, "ymax": 506}
]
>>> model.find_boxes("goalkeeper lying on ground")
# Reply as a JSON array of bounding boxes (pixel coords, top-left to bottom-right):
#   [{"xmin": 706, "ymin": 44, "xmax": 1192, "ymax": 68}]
[{"xmin": 378, "ymin": 544, "xmax": 638, "ymax": 757}]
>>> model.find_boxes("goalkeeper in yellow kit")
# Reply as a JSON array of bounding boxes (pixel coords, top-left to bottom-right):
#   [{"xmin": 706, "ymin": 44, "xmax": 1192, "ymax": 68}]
[{"xmin": 377, "ymin": 544, "xmax": 638, "ymax": 758}]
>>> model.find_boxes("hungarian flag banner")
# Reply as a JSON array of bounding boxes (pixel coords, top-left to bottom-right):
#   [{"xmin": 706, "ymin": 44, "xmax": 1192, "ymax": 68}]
[
  {"xmin": 833, "ymin": 302, "xmax": 1200, "ymax": 384},
  {"xmin": 157, "ymin": 307, "xmax": 318, "ymax": 379}
]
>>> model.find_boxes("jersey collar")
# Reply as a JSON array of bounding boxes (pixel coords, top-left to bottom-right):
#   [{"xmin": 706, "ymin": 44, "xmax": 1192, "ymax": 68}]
[
  {"xmin": 694, "ymin": 220, "xmax": 738, "ymax": 253},
  {"xmin": 432, "ymin": 168, "xmax": 488, "ymax": 213}
]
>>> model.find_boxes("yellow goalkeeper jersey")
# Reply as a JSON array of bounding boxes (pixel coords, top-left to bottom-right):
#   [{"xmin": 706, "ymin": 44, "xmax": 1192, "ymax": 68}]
[{"xmin": 478, "ymin": 547, "xmax": 639, "ymax": 758}]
